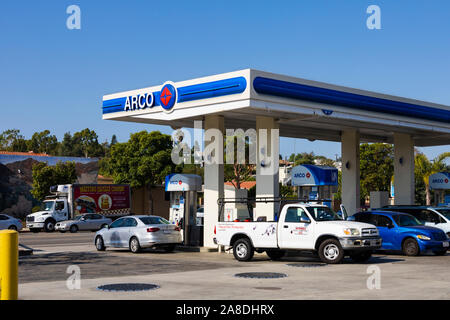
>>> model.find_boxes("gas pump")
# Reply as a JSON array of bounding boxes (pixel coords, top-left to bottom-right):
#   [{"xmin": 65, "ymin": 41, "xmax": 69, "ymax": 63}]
[{"xmin": 165, "ymin": 173, "xmax": 202, "ymax": 246}]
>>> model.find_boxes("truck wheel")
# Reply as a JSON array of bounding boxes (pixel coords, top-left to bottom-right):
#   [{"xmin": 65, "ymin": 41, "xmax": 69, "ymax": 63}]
[
  {"xmin": 95, "ymin": 236, "xmax": 106, "ymax": 251},
  {"xmin": 129, "ymin": 237, "xmax": 141, "ymax": 253},
  {"xmin": 233, "ymin": 238, "xmax": 254, "ymax": 262},
  {"xmin": 318, "ymin": 239, "xmax": 344, "ymax": 264},
  {"xmin": 266, "ymin": 250, "xmax": 286, "ymax": 260},
  {"xmin": 70, "ymin": 225, "xmax": 78, "ymax": 233},
  {"xmin": 402, "ymin": 238, "xmax": 420, "ymax": 256},
  {"xmin": 350, "ymin": 251, "xmax": 372, "ymax": 263},
  {"xmin": 44, "ymin": 219, "xmax": 56, "ymax": 232}
]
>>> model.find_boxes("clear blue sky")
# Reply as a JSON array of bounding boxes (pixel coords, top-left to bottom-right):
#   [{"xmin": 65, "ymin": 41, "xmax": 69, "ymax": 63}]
[{"xmin": 1, "ymin": 0, "xmax": 449, "ymax": 160}]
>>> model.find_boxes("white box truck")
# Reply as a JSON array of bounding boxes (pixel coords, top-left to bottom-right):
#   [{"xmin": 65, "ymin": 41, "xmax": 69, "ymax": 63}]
[{"xmin": 26, "ymin": 184, "xmax": 130, "ymax": 232}]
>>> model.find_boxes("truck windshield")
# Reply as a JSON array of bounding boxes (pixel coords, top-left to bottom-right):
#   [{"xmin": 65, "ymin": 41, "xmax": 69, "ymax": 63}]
[
  {"xmin": 42, "ymin": 201, "xmax": 54, "ymax": 211},
  {"xmin": 306, "ymin": 207, "xmax": 342, "ymax": 221},
  {"xmin": 435, "ymin": 209, "xmax": 450, "ymax": 220}
]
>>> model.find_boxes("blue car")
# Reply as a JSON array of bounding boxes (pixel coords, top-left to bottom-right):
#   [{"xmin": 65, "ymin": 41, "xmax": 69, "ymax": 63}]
[{"xmin": 349, "ymin": 210, "xmax": 449, "ymax": 256}]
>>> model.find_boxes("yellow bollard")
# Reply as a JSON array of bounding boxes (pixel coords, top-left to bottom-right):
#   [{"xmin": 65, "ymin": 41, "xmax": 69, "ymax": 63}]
[{"xmin": 0, "ymin": 230, "xmax": 18, "ymax": 300}]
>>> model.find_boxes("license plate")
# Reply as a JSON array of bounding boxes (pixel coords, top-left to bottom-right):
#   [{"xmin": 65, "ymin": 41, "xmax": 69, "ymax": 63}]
[
  {"xmin": 163, "ymin": 230, "xmax": 171, "ymax": 234},
  {"xmin": 443, "ymin": 241, "xmax": 449, "ymax": 248}
]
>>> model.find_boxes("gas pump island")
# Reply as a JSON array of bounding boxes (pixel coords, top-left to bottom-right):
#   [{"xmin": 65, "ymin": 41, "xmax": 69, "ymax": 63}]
[{"xmin": 165, "ymin": 174, "xmax": 203, "ymax": 246}]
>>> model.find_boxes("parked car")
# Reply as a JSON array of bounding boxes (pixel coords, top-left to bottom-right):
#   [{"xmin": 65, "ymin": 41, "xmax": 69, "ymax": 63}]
[
  {"xmin": 381, "ymin": 205, "xmax": 450, "ymax": 237},
  {"xmin": 94, "ymin": 215, "xmax": 182, "ymax": 253},
  {"xmin": 55, "ymin": 213, "xmax": 112, "ymax": 233},
  {"xmin": 349, "ymin": 210, "xmax": 449, "ymax": 256},
  {"xmin": 0, "ymin": 214, "xmax": 23, "ymax": 231}
]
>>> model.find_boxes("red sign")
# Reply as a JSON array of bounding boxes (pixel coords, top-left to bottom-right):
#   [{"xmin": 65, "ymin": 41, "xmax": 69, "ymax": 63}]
[{"xmin": 72, "ymin": 184, "xmax": 130, "ymax": 215}]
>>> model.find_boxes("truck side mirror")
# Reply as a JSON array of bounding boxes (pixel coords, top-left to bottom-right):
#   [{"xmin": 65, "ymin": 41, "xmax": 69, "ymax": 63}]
[{"xmin": 300, "ymin": 217, "xmax": 311, "ymax": 224}]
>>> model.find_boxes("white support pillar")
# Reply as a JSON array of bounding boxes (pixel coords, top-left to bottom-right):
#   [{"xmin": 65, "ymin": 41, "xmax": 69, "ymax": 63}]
[
  {"xmin": 341, "ymin": 130, "xmax": 360, "ymax": 216},
  {"xmin": 203, "ymin": 115, "xmax": 224, "ymax": 248},
  {"xmin": 394, "ymin": 133, "xmax": 415, "ymax": 205},
  {"xmin": 255, "ymin": 116, "xmax": 279, "ymax": 221}
]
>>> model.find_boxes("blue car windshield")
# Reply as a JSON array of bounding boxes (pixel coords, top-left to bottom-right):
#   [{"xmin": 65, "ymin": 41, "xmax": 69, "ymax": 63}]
[{"xmin": 393, "ymin": 214, "xmax": 423, "ymax": 227}]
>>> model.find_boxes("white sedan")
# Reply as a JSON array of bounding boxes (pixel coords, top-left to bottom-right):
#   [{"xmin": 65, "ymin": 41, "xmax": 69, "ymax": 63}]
[
  {"xmin": 94, "ymin": 215, "xmax": 182, "ymax": 253},
  {"xmin": 0, "ymin": 214, "xmax": 23, "ymax": 231}
]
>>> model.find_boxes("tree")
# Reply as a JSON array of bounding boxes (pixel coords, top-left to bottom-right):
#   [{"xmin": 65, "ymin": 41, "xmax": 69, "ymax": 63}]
[
  {"xmin": 415, "ymin": 152, "xmax": 450, "ymax": 205},
  {"xmin": 101, "ymin": 131, "xmax": 176, "ymax": 214},
  {"xmin": 224, "ymin": 134, "xmax": 254, "ymax": 189},
  {"xmin": 31, "ymin": 161, "xmax": 77, "ymax": 201},
  {"xmin": 288, "ymin": 152, "xmax": 316, "ymax": 166},
  {"xmin": 72, "ymin": 128, "xmax": 104, "ymax": 158},
  {"xmin": 359, "ymin": 143, "xmax": 394, "ymax": 204},
  {"xmin": 28, "ymin": 130, "xmax": 58, "ymax": 155},
  {"xmin": 0, "ymin": 129, "xmax": 28, "ymax": 152},
  {"xmin": 314, "ymin": 155, "xmax": 336, "ymax": 167}
]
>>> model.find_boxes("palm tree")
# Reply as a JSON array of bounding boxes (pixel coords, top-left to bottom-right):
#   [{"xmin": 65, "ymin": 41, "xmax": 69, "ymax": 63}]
[{"xmin": 415, "ymin": 152, "xmax": 450, "ymax": 205}]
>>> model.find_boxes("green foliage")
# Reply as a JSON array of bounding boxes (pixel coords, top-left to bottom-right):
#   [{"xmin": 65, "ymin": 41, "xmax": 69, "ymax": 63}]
[
  {"xmin": 280, "ymin": 183, "xmax": 296, "ymax": 197},
  {"xmin": 31, "ymin": 161, "xmax": 77, "ymax": 201},
  {"xmin": 287, "ymin": 152, "xmax": 336, "ymax": 167},
  {"xmin": 288, "ymin": 152, "xmax": 316, "ymax": 166},
  {"xmin": 32, "ymin": 205, "xmax": 42, "ymax": 213},
  {"xmin": 415, "ymin": 151, "xmax": 450, "ymax": 205},
  {"xmin": 224, "ymin": 133, "xmax": 254, "ymax": 189},
  {"xmin": 28, "ymin": 130, "xmax": 59, "ymax": 154},
  {"xmin": 0, "ymin": 128, "xmax": 108, "ymax": 158},
  {"xmin": 359, "ymin": 143, "xmax": 394, "ymax": 202},
  {"xmin": 0, "ymin": 129, "xmax": 28, "ymax": 152},
  {"xmin": 102, "ymin": 131, "xmax": 176, "ymax": 188}
]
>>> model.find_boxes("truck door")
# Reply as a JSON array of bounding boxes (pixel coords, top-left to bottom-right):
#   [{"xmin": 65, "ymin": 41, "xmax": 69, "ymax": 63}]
[
  {"xmin": 279, "ymin": 206, "xmax": 315, "ymax": 249},
  {"xmin": 55, "ymin": 200, "xmax": 68, "ymax": 222}
]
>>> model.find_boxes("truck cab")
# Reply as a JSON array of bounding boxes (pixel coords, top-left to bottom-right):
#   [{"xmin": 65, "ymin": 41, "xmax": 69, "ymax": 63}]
[
  {"xmin": 26, "ymin": 198, "xmax": 70, "ymax": 232},
  {"xmin": 215, "ymin": 201, "xmax": 382, "ymax": 264}
]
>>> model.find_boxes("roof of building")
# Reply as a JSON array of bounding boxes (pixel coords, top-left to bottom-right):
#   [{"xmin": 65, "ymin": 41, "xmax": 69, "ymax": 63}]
[
  {"xmin": 225, "ymin": 180, "xmax": 256, "ymax": 190},
  {"xmin": 0, "ymin": 151, "xmax": 49, "ymax": 157}
]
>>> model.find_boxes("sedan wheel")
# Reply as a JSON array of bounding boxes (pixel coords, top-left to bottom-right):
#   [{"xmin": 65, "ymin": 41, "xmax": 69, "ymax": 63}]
[
  {"xmin": 130, "ymin": 237, "xmax": 141, "ymax": 253},
  {"xmin": 95, "ymin": 236, "xmax": 106, "ymax": 251},
  {"xmin": 8, "ymin": 225, "xmax": 17, "ymax": 231}
]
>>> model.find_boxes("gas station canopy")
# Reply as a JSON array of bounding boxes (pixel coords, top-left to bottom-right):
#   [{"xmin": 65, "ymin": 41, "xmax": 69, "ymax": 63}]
[
  {"xmin": 429, "ymin": 172, "xmax": 450, "ymax": 190},
  {"xmin": 103, "ymin": 69, "xmax": 450, "ymax": 146},
  {"xmin": 164, "ymin": 174, "xmax": 202, "ymax": 192},
  {"xmin": 291, "ymin": 165, "xmax": 338, "ymax": 186}
]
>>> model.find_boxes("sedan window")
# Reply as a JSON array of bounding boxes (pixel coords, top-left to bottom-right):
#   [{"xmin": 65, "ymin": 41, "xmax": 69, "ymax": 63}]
[
  {"xmin": 110, "ymin": 218, "xmax": 125, "ymax": 228},
  {"xmin": 139, "ymin": 216, "xmax": 170, "ymax": 225},
  {"xmin": 0, "ymin": 215, "xmax": 8, "ymax": 220}
]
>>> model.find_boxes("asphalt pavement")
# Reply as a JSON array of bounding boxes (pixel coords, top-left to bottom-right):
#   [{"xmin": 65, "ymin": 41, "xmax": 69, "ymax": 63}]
[{"xmin": 16, "ymin": 231, "xmax": 450, "ymax": 300}]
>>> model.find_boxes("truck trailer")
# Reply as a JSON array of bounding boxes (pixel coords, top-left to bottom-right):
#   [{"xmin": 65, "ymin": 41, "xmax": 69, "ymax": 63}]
[{"xmin": 26, "ymin": 184, "xmax": 131, "ymax": 232}]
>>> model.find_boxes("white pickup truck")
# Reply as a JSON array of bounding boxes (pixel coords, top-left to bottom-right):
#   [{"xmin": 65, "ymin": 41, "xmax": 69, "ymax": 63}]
[{"xmin": 214, "ymin": 202, "xmax": 382, "ymax": 264}]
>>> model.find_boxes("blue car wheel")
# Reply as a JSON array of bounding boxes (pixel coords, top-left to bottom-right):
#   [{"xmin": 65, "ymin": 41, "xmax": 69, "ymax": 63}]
[{"xmin": 402, "ymin": 238, "xmax": 420, "ymax": 256}]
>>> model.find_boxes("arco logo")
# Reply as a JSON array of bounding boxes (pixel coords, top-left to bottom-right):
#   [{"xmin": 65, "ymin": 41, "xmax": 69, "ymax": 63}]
[
  {"xmin": 159, "ymin": 82, "xmax": 177, "ymax": 111},
  {"xmin": 306, "ymin": 172, "xmax": 311, "ymax": 179}
]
